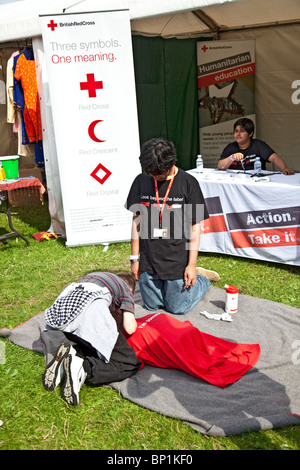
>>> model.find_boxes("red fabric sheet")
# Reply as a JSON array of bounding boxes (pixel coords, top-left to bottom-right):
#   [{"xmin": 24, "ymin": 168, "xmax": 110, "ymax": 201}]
[{"xmin": 126, "ymin": 313, "xmax": 260, "ymax": 388}]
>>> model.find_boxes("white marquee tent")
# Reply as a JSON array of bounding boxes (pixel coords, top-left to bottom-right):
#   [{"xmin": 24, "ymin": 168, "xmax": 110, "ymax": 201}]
[
  {"xmin": 1, "ymin": 0, "xmax": 299, "ymax": 236},
  {"xmin": 0, "ymin": 0, "xmax": 299, "ymax": 41}
]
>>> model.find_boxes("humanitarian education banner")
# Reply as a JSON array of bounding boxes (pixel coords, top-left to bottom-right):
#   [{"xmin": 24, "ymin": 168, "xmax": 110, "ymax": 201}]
[
  {"xmin": 197, "ymin": 40, "xmax": 255, "ymax": 168},
  {"xmin": 40, "ymin": 10, "xmax": 140, "ymax": 247}
]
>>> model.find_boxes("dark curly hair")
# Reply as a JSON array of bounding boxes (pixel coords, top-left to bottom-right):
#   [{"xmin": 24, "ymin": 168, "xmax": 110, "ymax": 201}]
[{"xmin": 139, "ymin": 137, "xmax": 177, "ymax": 176}]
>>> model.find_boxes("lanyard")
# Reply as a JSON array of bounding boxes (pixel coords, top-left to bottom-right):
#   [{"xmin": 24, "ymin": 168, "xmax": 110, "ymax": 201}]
[{"xmin": 154, "ymin": 174, "xmax": 175, "ymax": 228}]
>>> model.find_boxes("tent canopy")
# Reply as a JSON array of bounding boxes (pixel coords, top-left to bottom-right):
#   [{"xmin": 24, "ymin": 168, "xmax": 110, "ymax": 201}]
[
  {"xmin": 131, "ymin": 0, "xmax": 300, "ymax": 38},
  {"xmin": 0, "ymin": 0, "xmax": 299, "ymax": 43}
]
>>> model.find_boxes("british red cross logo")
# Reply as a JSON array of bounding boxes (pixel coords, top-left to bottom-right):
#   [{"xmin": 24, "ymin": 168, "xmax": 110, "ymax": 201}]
[
  {"xmin": 47, "ymin": 20, "xmax": 58, "ymax": 31},
  {"xmin": 201, "ymin": 45, "xmax": 208, "ymax": 52},
  {"xmin": 80, "ymin": 73, "xmax": 103, "ymax": 98},
  {"xmin": 90, "ymin": 163, "xmax": 112, "ymax": 184}
]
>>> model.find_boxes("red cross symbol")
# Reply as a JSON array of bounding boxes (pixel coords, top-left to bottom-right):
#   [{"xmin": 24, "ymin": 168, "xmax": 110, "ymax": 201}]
[
  {"xmin": 201, "ymin": 45, "xmax": 208, "ymax": 52},
  {"xmin": 90, "ymin": 163, "xmax": 112, "ymax": 185},
  {"xmin": 47, "ymin": 20, "xmax": 58, "ymax": 31},
  {"xmin": 80, "ymin": 73, "xmax": 103, "ymax": 98}
]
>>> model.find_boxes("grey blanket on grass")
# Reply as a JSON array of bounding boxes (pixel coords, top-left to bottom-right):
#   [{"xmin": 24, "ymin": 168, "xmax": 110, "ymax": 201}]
[{"xmin": 1, "ymin": 285, "xmax": 300, "ymax": 437}]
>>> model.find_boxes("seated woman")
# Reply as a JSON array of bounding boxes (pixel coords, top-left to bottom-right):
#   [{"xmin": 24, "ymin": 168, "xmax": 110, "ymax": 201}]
[{"xmin": 217, "ymin": 118, "xmax": 295, "ymax": 175}]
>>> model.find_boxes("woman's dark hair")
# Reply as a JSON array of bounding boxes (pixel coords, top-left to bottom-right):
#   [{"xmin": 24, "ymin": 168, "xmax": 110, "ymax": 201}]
[
  {"xmin": 139, "ymin": 138, "xmax": 177, "ymax": 176},
  {"xmin": 234, "ymin": 118, "xmax": 255, "ymax": 137}
]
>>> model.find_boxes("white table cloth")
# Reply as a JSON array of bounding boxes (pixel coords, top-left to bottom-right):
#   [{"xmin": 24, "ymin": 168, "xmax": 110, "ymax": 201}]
[{"xmin": 188, "ymin": 169, "xmax": 300, "ymax": 266}]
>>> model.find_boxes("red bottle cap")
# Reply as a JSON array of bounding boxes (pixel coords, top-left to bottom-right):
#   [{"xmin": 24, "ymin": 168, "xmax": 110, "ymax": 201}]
[{"xmin": 226, "ymin": 284, "xmax": 238, "ymax": 294}]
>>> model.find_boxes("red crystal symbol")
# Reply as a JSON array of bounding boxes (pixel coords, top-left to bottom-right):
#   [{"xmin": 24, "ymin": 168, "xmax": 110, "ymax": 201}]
[{"xmin": 90, "ymin": 163, "xmax": 112, "ymax": 184}]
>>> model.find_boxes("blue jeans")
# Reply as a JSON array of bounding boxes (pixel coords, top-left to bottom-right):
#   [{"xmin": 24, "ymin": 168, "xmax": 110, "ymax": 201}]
[{"xmin": 139, "ymin": 272, "xmax": 211, "ymax": 315}]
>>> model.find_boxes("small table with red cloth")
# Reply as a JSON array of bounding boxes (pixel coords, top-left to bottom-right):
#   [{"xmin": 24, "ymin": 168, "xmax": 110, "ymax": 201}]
[{"xmin": 0, "ymin": 177, "xmax": 46, "ymax": 246}]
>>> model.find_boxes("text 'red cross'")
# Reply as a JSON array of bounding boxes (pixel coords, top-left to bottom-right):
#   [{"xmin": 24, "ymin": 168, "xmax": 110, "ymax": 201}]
[
  {"xmin": 80, "ymin": 73, "xmax": 103, "ymax": 98},
  {"xmin": 47, "ymin": 20, "xmax": 58, "ymax": 31}
]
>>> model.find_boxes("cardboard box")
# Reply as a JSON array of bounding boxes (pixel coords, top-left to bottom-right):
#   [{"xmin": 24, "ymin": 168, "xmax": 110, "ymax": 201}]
[{"xmin": 8, "ymin": 187, "xmax": 42, "ymax": 207}]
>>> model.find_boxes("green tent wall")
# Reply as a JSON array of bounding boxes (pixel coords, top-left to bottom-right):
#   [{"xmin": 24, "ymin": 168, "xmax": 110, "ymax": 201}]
[{"xmin": 132, "ymin": 36, "xmax": 208, "ymax": 170}]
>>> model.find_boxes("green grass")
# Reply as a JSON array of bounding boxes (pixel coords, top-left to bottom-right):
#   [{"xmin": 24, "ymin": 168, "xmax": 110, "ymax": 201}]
[{"xmin": 0, "ymin": 200, "xmax": 299, "ymax": 450}]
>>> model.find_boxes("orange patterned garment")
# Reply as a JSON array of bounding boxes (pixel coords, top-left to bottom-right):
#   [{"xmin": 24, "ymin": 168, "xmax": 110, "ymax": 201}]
[{"xmin": 14, "ymin": 53, "xmax": 42, "ymax": 143}]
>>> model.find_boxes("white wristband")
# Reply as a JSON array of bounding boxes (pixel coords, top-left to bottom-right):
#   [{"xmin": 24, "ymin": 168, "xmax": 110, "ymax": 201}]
[{"xmin": 229, "ymin": 155, "xmax": 235, "ymax": 161}]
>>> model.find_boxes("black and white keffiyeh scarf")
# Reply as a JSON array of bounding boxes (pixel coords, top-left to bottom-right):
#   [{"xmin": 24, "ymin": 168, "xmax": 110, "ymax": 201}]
[{"xmin": 45, "ymin": 286, "xmax": 106, "ymax": 329}]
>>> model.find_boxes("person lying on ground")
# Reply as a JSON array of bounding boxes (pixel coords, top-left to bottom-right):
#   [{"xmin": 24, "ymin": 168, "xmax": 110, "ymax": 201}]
[
  {"xmin": 43, "ymin": 272, "xmax": 141, "ymax": 406},
  {"xmin": 43, "ymin": 282, "xmax": 260, "ymax": 406}
]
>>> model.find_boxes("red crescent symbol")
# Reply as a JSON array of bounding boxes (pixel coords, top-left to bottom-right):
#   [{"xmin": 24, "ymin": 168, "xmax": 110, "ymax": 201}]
[{"xmin": 88, "ymin": 120, "xmax": 106, "ymax": 142}]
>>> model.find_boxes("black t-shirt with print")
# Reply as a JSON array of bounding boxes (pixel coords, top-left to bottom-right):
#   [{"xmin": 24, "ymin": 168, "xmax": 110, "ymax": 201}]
[
  {"xmin": 220, "ymin": 139, "xmax": 275, "ymax": 170},
  {"xmin": 126, "ymin": 169, "xmax": 208, "ymax": 280}
]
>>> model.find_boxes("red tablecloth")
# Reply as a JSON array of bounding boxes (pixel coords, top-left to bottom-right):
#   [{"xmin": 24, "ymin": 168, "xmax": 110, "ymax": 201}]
[{"xmin": 0, "ymin": 177, "xmax": 45, "ymax": 195}]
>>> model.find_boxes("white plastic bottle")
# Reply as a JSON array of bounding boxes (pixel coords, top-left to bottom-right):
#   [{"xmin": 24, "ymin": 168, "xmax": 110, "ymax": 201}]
[
  {"xmin": 254, "ymin": 156, "xmax": 262, "ymax": 174},
  {"xmin": 225, "ymin": 284, "xmax": 239, "ymax": 314},
  {"xmin": 196, "ymin": 155, "xmax": 203, "ymax": 173}
]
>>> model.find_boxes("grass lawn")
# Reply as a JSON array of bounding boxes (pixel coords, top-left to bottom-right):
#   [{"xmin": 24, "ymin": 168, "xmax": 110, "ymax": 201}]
[{"xmin": 0, "ymin": 200, "xmax": 299, "ymax": 451}]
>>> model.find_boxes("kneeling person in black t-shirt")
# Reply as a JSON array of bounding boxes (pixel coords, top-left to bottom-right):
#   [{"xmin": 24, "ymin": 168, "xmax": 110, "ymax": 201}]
[{"xmin": 126, "ymin": 137, "xmax": 219, "ymax": 316}]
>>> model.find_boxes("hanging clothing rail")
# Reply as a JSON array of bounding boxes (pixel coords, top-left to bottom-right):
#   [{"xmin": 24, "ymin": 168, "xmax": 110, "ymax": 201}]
[{"xmin": 0, "ymin": 39, "xmax": 32, "ymax": 49}]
